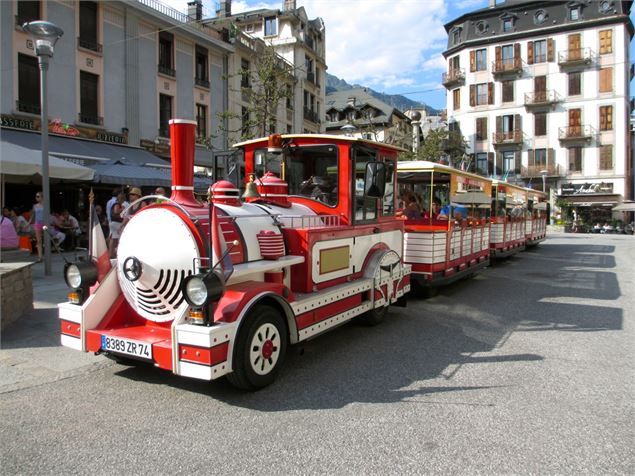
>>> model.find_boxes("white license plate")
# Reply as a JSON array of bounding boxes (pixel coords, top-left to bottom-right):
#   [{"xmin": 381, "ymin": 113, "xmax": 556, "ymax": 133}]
[{"xmin": 101, "ymin": 335, "xmax": 152, "ymax": 360}]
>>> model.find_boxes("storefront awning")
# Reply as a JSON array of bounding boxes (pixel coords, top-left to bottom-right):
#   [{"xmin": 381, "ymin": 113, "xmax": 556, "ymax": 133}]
[
  {"xmin": 612, "ymin": 201, "xmax": 635, "ymax": 212},
  {"xmin": 558, "ymin": 194, "xmax": 621, "ymax": 207}
]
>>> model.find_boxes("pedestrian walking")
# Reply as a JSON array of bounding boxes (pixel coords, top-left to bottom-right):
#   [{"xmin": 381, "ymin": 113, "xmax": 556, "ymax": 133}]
[{"xmin": 29, "ymin": 191, "xmax": 45, "ymax": 261}]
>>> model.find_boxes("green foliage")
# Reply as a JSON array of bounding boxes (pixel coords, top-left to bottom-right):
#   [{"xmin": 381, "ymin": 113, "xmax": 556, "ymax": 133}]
[{"xmin": 399, "ymin": 129, "xmax": 468, "ymax": 164}]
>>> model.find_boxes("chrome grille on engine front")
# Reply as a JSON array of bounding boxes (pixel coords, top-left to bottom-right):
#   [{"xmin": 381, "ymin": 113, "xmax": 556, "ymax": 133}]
[{"xmin": 132, "ymin": 269, "xmax": 192, "ymax": 316}]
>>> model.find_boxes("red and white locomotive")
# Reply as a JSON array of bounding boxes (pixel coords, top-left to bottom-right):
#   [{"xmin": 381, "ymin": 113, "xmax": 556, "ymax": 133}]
[{"xmin": 59, "ymin": 120, "xmax": 410, "ymax": 390}]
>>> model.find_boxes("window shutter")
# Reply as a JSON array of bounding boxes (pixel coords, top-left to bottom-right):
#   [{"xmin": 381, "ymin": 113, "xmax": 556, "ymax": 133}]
[
  {"xmin": 476, "ymin": 117, "xmax": 482, "ymax": 138},
  {"xmin": 547, "ymin": 148, "xmax": 555, "ymax": 167},
  {"xmin": 488, "ymin": 82, "xmax": 494, "ymax": 104},
  {"xmin": 514, "ymin": 43, "xmax": 521, "ymax": 66},
  {"xmin": 470, "ymin": 50, "xmax": 476, "ymax": 72},
  {"xmin": 514, "ymin": 114, "xmax": 522, "ymax": 132},
  {"xmin": 527, "ymin": 41, "xmax": 534, "ymax": 65},
  {"xmin": 487, "ymin": 152, "xmax": 494, "ymax": 175},
  {"xmin": 607, "ymin": 105, "xmax": 613, "ymax": 129},
  {"xmin": 528, "ymin": 149, "xmax": 535, "ymax": 167},
  {"xmin": 547, "ymin": 38, "xmax": 554, "ymax": 62},
  {"xmin": 600, "ymin": 107, "xmax": 607, "ymax": 130},
  {"xmin": 496, "ymin": 115, "xmax": 503, "ymax": 133},
  {"xmin": 495, "ymin": 152, "xmax": 502, "ymax": 175},
  {"xmin": 495, "ymin": 46, "xmax": 502, "ymax": 67},
  {"xmin": 514, "ymin": 151, "xmax": 521, "ymax": 174},
  {"xmin": 470, "ymin": 85, "xmax": 476, "ymax": 107},
  {"xmin": 483, "ymin": 117, "xmax": 488, "ymax": 139}
]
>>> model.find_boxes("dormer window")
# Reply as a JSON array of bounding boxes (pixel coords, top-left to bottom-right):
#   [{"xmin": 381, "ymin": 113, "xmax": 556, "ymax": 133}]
[
  {"xmin": 503, "ymin": 18, "xmax": 512, "ymax": 32},
  {"xmin": 475, "ymin": 21, "xmax": 489, "ymax": 35},
  {"xmin": 534, "ymin": 10, "xmax": 548, "ymax": 25},
  {"xmin": 450, "ymin": 27, "xmax": 462, "ymax": 45},
  {"xmin": 569, "ymin": 6, "xmax": 580, "ymax": 20}
]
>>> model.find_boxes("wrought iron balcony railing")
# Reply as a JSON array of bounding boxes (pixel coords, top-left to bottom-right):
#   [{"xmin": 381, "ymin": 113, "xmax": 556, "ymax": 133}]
[
  {"xmin": 492, "ymin": 57, "xmax": 524, "ymax": 76},
  {"xmin": 303, "ymin": 108, "xmax": 320, "ymax": 123},
  {"xmin": 558, "ymin": 47, "xmax": 594, "ymax": 67},
  {"xmin": 521, "ymin": 164, "xmax": 563, "ymax": 178},
  {"xmin": 78, "ymin": 113, "xmax": 103, "ymax": 126},
  {"xmin": 195, "ymin": 77, "xmax": 210, "ymax": 88},
  {"xmin": 524, "ymin": 90, "xmax": 561, "ymax": 108},
  {"xmin": 16, "ymin": 100, "xmax": 40, "ymax": 115},
  {"xmin": 78, "ymin": 37, "xmax": 103, "ymax": 53},
  {"xmin": 158, "ymin": 64, "xmax": 176, "ymax": 77},
  {"xmin": 493, "ymin": 130, "xmax": 523, "ymax": 145},
  {"xmin": 441, "ymin": 68, "xmax": 465, "ymax": 88},
  {"xmin": 558, "ymin": 125, "xmax": 595, "ymax": 141}
]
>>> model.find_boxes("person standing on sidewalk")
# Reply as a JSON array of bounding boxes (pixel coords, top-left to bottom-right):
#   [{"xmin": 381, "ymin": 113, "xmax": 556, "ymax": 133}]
[{"xmin": 28, "ymin": 191, "xmax": 45, "ymax": 262}]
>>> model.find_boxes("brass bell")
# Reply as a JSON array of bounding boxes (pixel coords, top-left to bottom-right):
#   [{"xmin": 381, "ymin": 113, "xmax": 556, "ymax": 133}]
[{"xmin": 242, "ymin": 174, "xmax": 261, "ymax": 199}]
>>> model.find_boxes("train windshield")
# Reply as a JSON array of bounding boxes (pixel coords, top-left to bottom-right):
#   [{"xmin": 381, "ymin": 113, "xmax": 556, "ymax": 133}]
[{"xmin": 255, "ymin": 145, "xmax": 339, "ymax": 207}]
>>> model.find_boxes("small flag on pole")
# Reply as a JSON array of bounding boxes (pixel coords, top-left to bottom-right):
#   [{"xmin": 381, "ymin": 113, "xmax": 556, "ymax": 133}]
[{"xmin": 88, "ymin": 189, "xmax": 111, "ymax": 282}]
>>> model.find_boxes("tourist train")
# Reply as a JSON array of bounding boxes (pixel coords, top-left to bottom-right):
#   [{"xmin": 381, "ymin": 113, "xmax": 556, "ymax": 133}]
[{"xmin": 58, "ymin": 122, "xmax": 547, "ymax": 389}]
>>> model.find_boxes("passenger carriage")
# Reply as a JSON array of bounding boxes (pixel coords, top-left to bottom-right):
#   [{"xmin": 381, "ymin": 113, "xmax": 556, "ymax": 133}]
[
  {"xmin": 524, "ymin": 188, "xmax": 548, "ymax": 246},
  {"xmin": 397, "ymin": 161, "xmax": 492, "ymax": 291},
  {"xmin": 490, "ymin": 180, "xmax": 527, "ymax": 258},
  {"xmin": 58, "ymin": 121, "xmax": 410, "ymax": 390}
]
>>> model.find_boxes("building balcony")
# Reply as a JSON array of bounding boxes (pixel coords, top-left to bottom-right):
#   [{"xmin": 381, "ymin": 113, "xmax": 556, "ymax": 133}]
[
  {"xmin": 524, "ymin": 90, "xmax": 561, "ymax": 109},
  {"xmin": 78, "ymin": 113, "xmax": 103, "ymax": 126},
  {"xmin": 492, "ymin": 58, "xmax": 524, "ymax": 77},
  {"xmin": 493, "ymin": 130, "xmax": 523, "ymax": 147},
  {"xmin": 558, "ymin": 125, "xmax": 595, "ymax": 142},
  {"xmin": 441, "ymin": 68, "xmax": 465, "ymax": 89},
  {"xmin": 521, "ymin": 164, "xmax": 563, "ymax": 178},
  {"xmin": 557, "ymin": 48, "xmax": 594, "ymax": 68},
  {"xmin": 78, "ymin": 37, "xmax": 103, "ymax": 53},
  {"xmin": 195, "ymin": 77, "xmax": 210, "ymax": 89},
  {"xmin": 16, "ymin": 100, "xmax": 40, "ymax": 115},
  {"xmin": 158, "ymin": 64, "xmax": 176, "ymax": 77},
  {"xmin": 303, "ymin": 107, "xmax": 320, "ymax": 124}
]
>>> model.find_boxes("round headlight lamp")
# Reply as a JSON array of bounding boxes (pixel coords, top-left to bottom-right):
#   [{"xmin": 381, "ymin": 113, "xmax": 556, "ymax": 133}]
[
  {"xmin": 182, "ymin": 270, "xmax": 225, "ymax": 307},
  {"xmin": 64, "ymin": 261, "xmax": 98, "ymax": 290}
]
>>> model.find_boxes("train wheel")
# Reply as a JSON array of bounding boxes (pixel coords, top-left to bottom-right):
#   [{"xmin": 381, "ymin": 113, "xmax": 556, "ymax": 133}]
[
  {"xmin": 226, "ymin": 305, "xmax": 287, "ymax": 391},
  {"xmin": 356, "ymin": 304, "xmax": 388, "ymax": 326}
]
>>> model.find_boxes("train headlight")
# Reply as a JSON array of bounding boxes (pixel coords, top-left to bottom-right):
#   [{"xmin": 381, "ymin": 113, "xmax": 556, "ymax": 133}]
[
  {"xmin": 64, "ymin": 261, "xmax": 98, "ymax": 304},
  {"xmin": 182, "ymin": 270, "xmax": 225, "ymax": 308}
]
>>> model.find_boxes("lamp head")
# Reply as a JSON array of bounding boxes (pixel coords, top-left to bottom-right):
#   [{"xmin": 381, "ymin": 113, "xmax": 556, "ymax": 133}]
[{"xmin": 23, "ymin": 21, "xmax": 64, "ymax": 57}]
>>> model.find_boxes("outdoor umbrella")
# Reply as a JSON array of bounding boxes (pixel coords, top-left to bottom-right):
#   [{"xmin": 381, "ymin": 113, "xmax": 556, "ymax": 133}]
[{"xmin": 612, "ymin": 201, "xmax": 635, "ymax": 212}]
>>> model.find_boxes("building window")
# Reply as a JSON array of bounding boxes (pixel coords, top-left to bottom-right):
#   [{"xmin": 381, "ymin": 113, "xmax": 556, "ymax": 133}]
[
  {"xmin": 241, "ymin": 106, "xmax": 249, "ymax": 137},
  {"xmin": 452, "ymin": 29, "xmax": 461, "ymax": 45},
  {"xmin": 241, "ymin": 58, "xmax": 250, "ymax": 88},
  {"xmin": 264, "ymin": 16, "xmax": 277, "ymax": 36},
  {"xmin": 502, "ymin": 151, "xmax": 515, "ymax": 173},
  {"xmin": 159, "ymin": 94, "xmax": 172, "ymax": 137},
  {"xmin": 286, "ymin": 84, "xmax": 293, "ymax": 109},
  {"xmin": 533, "ymin": 40, "xmax": 547, "ymax": 63},
  {"xmin": 569, "ymin": 7, "xmax": 580, "ymax": 20},
  {"xmin": 158, "ymin": 32, "xmax": 174, "ymax": 76},
  {"xmin": 79, "ymin": 1, "xmax": 101, "ymax": 52},
  {"xmin": 502, "ymin": 18, "xmax": 513, "ymax": 32},
  {"xmin": 476, "ymin": 152, "xmax": 488, "ymax": 175},
  {"xmin": 450, "ymin": 55, "xmax": 460, "ymax": 71},
  {"xmin": 476, "ymin": 117, "xmax": 488, "ymax": 141},
  {"xmin": 475, "ymin": 49, "xmax": 487, "ymax": 71},
  {"xmin": 599, "ymin": 67, "xmax": 613, "ymax": 92},
  {"xmin": 79, "ymin": 71, "xmax": 100, "ymax": 125},
  {"xmin": 453, "ymin": 88, "xmax": 460, "ymax": 110},
  {"xmin": 568, "ymin": 72, "xmax": 581, "ymax": 96},
  {"xmin": 599, "ymin": 105, "xmax": 613, "ymax": 131},
  {"xmin": 476, "ymin": 83, "xmax": 488, "ymax": 105},
  {"xmin": 195, "ymin": 46, "xmax": 209, "ymax": 87},
  {"xmin": 501, "ymin": 44, "xmax": 514, "ymax": 68},
  {"xmin": 534, "ymin": 112, "xmax": 547, "ymax": 136},
  {"xmin": 599, "ymin": 29, "xmax": 613, "ymax": 54},
  {"xmin": 533, "ymin": 148, "xmax": 547, "ymax": 167},
  {"xmin": 568, "ymin": 147, "xmax": 582, "ymax": 172},
  {"xmin": 16, "ymin": 1, "xmax": 40, "ymax": 26},
  {"xmin": 475, "ymin": 21, "xmax": 489, "ymax": 35},
  {"xmin": 502, "ymin": 80, "xmax": 514, "ymax": 103},
  {"xmin": 17, "ymin": 53, "xmax": 40, "ymax": 114},
  {"xmin": 599, "ymin": 145, "xmax": 613, "ymax": 170},
  {"xmin": 196, "ymin": 103, "xmax": 207, "ymax": 138},
  {"xmin": 534, "ymin": 10, "xmax": 548, "ymax": 25}
]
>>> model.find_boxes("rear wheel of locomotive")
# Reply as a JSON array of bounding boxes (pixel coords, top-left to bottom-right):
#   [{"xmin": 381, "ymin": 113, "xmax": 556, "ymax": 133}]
[
  {"xmin": 356, "ymin": 304, "xmax": 388, "ymax": 326},
  {"xmin": 226, "ymin": 305, "xmax": 287, "ymax": 391}
]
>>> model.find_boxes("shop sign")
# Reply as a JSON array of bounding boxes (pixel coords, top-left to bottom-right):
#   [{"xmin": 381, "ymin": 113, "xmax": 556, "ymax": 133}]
[
  {"xmin": 140, "ymin": 139, "xmax": 170, "ymax": 156},
  {"xmin": 1, "ymin": 114, "xmax": 38, "ymax": 130},
  {"xmin": 50, "ymin": 119, "xmax": 80, "ymax": 136},
  {"xmin": 561, "ymin": 182, "xmax": 613, "ymax": 195}
]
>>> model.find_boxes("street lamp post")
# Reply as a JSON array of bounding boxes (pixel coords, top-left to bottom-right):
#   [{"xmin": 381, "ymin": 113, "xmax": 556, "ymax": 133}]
[
  {"xmin": 540, "ymin": 169, "xmax": 548, "ymax": 193},
  {"xmin": 23, "ymin": 21, "xmax": 64, "ymax": 276}
]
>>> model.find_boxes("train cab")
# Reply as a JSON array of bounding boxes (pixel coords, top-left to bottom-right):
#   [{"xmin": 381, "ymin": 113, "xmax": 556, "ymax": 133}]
[
  {"xmin": 490, "ymin": 180, "xmax": 527, "ymax": 258},
  {"xmin": 397, "ymin": 161, "xmax": 492, "ymax": 290}
]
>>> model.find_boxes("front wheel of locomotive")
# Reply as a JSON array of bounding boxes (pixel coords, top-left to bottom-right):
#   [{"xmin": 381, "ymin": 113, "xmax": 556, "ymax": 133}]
[{"xmin": 226, "ymin": 305, "xmax": 288, "ymax": 390}]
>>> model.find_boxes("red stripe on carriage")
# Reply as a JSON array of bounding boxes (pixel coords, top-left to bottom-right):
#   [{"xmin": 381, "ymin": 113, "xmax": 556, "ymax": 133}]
[
  {"xmin": 60, "ymin": 319, "xmax": 81, "ymax": 338},
  {"xmin": 179, "ymin": 342, "xmax": 229, "ymax": 366}
]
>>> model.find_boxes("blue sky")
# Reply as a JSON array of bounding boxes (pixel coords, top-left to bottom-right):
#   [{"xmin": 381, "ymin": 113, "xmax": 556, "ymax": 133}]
[{"xmin": 165, "ymin": 0, "xmax": 634, "ymax": 111}]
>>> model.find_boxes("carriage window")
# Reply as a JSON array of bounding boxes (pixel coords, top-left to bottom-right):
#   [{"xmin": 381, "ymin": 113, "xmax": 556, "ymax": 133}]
[
  {"xmin": 354, "ymin": 147, "xmax": 378, "ymax": 222},
  {"xmin": 397, "ymin": 171, "xmax": 451, "ymax": 222},
  {"xmin": 284, "ymin": 145, "xmax": 339, "ymax": 206},
  {"xmin": 492, "ymin": 188, "xmax": 506, "ymax": 216}
]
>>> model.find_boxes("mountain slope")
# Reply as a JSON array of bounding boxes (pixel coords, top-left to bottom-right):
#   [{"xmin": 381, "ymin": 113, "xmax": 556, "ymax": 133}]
[{"xmin": 326, "ymin": 73, "xmax": 440, "ymax": 115}]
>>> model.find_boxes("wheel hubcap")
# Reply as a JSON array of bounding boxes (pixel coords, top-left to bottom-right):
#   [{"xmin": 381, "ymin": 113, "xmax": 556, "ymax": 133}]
[{"xmin": 249, "ymin": 323, "xmax": 280, "ymax": 376}]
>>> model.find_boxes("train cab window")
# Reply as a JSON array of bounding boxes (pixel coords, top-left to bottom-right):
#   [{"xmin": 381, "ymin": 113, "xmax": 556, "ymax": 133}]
[
  {"xmin": 492, "ymin": 188, "xmax": 506, "ymax": 216},
  {"xmin": 354, "ymin": 147, "xmax": 379, "ymax": 223},
  {"xmin": 382, "ymin": 159, "xmax": 395, "ymax": 216},
  {"xmin": 286, "ymin": 145, "xmax": 339, "ymax": 206}
]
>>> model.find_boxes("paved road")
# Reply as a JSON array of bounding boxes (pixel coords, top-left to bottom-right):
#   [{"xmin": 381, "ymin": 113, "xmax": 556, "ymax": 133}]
[{"xmin": 1, "ymin": 233, "xmax": 633, "ymax": 474}]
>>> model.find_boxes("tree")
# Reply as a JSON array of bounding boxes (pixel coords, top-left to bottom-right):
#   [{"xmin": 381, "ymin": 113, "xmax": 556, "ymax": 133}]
[{"xmin": 399, "ymin": 128, "xmax": 469, "ymax": 167}]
